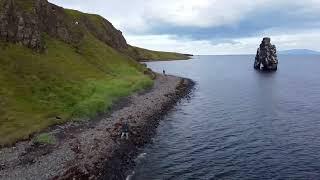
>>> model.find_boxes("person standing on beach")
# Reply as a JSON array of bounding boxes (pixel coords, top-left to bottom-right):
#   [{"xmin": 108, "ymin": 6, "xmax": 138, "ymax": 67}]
[
  {"xmin": 121, "ymin": 120, "xmax": 130, "ymax": 140},
  {"xmin": 163, "ymin": 70, "xmax": 166, "ymax": 76}
]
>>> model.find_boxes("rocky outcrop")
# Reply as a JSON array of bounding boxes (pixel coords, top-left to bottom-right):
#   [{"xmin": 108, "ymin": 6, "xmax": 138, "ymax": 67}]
[
  {"xmin": 35, "ymin": 0, "xmax": 81, "ymax": 46},
  {"xmin": 80, "ymin": 14, "xmax": 128, "ymax": 50},
  {"xmin": 0, "ymin": 0, "xmax": 128, "ymax": 51},
  {"xmin": 0, "ymin": 0, "xmax": 42, "ymax": 49},
  {"xmin": 254, "ymin": 37, "xmax": 278, "ymax": 71}
]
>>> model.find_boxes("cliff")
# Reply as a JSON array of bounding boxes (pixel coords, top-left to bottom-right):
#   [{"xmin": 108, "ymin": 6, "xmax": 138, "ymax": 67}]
[
  {"xmin": 0, "ymin": 0, "xmax": 192, "ymax": 146},
  {"xmin": 0, "ymin": 0, "xmax": 195, "ymax": 175},
  {"xmin": 0, "ymin": 0, "xmax": 150, "ymax": 146},
  {"xmin": 0, "ymin": 0, "xmax": 127, "ymax": 50},
  {"xmin": 0, "ymin": 0, "xmax": 189, "ymax": 60}
]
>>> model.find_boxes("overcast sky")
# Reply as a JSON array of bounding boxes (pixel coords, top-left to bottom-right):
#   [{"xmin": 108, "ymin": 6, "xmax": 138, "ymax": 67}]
[{"xmin": 49, "ymin": 0, "xmax": 320, "ymax": 55}]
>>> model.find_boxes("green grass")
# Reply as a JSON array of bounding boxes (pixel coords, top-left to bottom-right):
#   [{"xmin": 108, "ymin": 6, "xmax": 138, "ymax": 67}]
[
  {"xmin": 65, "ymin": 9, "xmax": 103, "ymax": 22},
  {"xmin": 0, "ymin": 34, "xmax": 153, "ymax": 146},
  {"xmin": 126, "ymin": 46, "xmax": 191, "ymax": 61},
  {"xmin": 64, "ymin": 9, "xmax": 83, "ymax": 19},
  {"xmin": 0, "ymin": 0, "xmax": 186, "ymax": 147},
  {"xmin": 15, "ymin": 0, "xmax": 35, "ymax": 13},
  {"xmin": 33, "ymin": 133, "xmax": 56, "ymax": 145},
  {"xmin": 0, "ymin": 1, "xmax": 4, "ymax": 11}
]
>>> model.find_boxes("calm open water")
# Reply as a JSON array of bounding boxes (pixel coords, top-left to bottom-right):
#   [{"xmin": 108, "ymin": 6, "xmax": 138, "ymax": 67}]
[{"xmin": 132, "ymin": 55, "xmax": 320, "ymax": 180}]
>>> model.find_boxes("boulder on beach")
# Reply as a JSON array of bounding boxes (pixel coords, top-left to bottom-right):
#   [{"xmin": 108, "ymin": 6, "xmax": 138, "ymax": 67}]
[{"xmin": 254, "ymin": 37, "xmax": 278, "ymax": 71}]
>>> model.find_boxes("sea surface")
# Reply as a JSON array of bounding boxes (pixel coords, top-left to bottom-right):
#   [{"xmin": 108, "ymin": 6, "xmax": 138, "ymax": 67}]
[{"xmin": 132, "ymin": 55, "xmax": 320, "ymax": 180}]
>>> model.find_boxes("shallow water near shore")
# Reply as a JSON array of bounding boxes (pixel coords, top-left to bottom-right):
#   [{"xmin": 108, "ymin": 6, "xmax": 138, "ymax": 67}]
[{"xmin": 132, "ymin": 55, "xmax": 320, "ymax": 179}]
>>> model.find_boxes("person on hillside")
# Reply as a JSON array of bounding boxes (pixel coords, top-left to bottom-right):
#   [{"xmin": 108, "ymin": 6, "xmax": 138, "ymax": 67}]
[
  {"xmin": 121, "ymin": 120, "xmax": 130, "ymax": 140},
  {"xmin": 163, "ymin": 69, "xmax": 166, "ymax": 76}
]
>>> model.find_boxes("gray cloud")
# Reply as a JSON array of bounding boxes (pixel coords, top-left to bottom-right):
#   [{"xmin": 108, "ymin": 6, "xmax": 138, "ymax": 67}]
[{"xmin": 49, "ymin": 0, "xmax": 320, "ymax": 54}]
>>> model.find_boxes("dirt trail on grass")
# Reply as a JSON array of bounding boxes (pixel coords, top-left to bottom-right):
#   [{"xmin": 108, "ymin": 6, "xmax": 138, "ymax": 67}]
[{"xmin": 0, "ymin": 74, "xmax": 194, "ymax": 180}]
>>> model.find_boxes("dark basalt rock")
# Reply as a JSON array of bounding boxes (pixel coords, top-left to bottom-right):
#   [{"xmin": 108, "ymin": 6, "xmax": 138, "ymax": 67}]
[
  {"xmin": 254, "ymin": 37, "xmax": 278, "ymax": 71},
  {"xmin": 0, "ymin": 0, "xmax": 128, "ymax": 51},
  {"xmin": 0, "ymin": 0, "xmax": 42, "ymax": 49}
]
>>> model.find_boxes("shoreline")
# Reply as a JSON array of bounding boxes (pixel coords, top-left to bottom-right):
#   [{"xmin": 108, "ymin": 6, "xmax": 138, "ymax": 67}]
[{"xmin": 0, "ymin": 74, "xmax": 195, "ymax": 179}]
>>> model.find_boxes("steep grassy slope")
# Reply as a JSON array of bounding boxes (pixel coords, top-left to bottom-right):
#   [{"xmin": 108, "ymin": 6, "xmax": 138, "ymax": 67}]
[
  {"xmin": 0, "ymin": 34, "xmax": 152, "ymax": 146},
  {"xmin": 127, "ymin": 46, "xmax": 191, "ymax": 61},
  {"xmin": 0, "ymin": 0, "xmax": 190, "ymax": 146}
]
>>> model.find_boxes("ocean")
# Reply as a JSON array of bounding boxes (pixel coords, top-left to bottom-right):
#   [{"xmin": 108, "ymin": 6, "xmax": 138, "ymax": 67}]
[{"xmin": 132, "ymin": 55, "xmax": 320, "ymax": 179}]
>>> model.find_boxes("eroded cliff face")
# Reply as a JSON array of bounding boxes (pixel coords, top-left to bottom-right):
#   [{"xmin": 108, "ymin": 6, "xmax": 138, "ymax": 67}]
[
  {"xmin": 80, "ymin": 13, "xmax": 128, "ymax": 50},
  {"xmin": 0, "ymin": 0, "xmax": 128, "ymax": 51},
  {"xmin": 0, "ymin": 0, "xmax": 42, "ymax": 49}
]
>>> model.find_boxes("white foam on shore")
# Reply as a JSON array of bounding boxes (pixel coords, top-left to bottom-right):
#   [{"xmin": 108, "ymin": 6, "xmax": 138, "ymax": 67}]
[
  {"xmin": 137, "ymin": 153, "xmax": 147, "ymax": 160},
  {"xmin": 126, "ymin": 152, "xmax": 148, "ymax": 180},
  {"xmin": 126, "ymin": 171, "xmax": 135, "ymax": 180},
  {"xmin": 135, "ymin": 152, "xmax": 147, "ymax": 164}
]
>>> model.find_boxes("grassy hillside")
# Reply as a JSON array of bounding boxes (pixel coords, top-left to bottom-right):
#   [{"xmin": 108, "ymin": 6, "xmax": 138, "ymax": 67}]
[
  {"xmin": 0, "ymin": 0, "xmax": 191, "ymax": 146},
  {"xmin": 126, "ymin": 46, "xmax": 191, "ymax": 61},
  {"xmin": 0, "ymin": 34, "xmax": 152, "ymax": 146}
]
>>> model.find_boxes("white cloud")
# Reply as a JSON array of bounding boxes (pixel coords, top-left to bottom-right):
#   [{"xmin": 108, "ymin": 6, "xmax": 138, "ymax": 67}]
[
  {"xmin": 48, "ymin": 0, "xmax": 320, "ymax": 54},
  {"xmin": 126, "ymin": 34, "xmax": 257, "ymax": 55},
  {"xmin": 126, "ymin": 29, "xmax": 320, "ymax": 55},
  {"xmin": 145, "ymin": 0, "xmax": 266, "ymax": 28},
  {"xmin": 49, "ymin": 0, "xmax": 320, "ymax": 31},
  {"xmin": 49, "ymin": 0, "xmax": 148, "ymax": 33}
]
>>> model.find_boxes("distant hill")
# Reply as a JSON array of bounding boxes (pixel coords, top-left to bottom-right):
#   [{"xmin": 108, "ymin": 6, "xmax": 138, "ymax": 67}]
[
  {"xmin": 279, "ymin": 49, "xmax": 320, "ymax": 55},
  {"xmin": 126, "ymin": 46, "xmax": 192, "ymax": 61}
]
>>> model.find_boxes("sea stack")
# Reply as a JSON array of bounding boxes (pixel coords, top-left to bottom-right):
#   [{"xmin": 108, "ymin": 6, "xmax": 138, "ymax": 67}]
[{"xmin": 254, "ymin": 37, "xmax": 278, "ymax": 71}]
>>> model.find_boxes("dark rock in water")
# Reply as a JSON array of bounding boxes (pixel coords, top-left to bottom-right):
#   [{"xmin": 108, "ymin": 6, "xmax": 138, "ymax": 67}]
[{"xmin": 254, "ymin": 37, "xmax": 278, "ymax": 71}]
